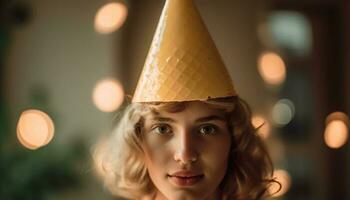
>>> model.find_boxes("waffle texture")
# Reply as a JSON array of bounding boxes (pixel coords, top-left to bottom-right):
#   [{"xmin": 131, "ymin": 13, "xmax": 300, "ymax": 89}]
[{"xmin": 132, "ymin": 0, "xmax": 236, "ymax": 102}]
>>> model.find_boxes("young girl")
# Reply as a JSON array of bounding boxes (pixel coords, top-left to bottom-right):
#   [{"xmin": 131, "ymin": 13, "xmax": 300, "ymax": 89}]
[
  {"xmin": 97, "ymin": 97, "xmax": 275, "ymax": 200},
  {"xmin": 95, "ymin": 0, "xmax": 277, "ymax": 199}
]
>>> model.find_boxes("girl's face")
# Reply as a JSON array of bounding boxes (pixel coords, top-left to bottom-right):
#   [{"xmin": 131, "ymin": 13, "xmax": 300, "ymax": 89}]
[{"xmin": 142, "ymin": 101, "xmax": 232, "ymax": 200}]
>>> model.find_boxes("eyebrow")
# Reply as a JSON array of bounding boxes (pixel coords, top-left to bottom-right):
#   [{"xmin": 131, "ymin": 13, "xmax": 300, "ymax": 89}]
[
  {"xmin": 151, "ymin": 116, "xmax": 176, "ymax": 123},
  {"xmin": 195, "ymin": 115, "xmax": 226, "ymax": 123},
  {"xmin": 151, "ymin": 115, "xmax": 226, "ymax": 123}
]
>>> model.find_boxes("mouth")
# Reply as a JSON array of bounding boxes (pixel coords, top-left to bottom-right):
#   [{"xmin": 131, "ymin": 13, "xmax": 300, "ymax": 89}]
[{"xmin": 167, "ymin": 172, "xmax": 204, "ymax": 187}]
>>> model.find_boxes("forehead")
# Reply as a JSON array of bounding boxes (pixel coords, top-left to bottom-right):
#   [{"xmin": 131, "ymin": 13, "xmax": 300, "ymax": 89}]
[{"xmin": 146, "ymin": 101, "xmax": 225, "ymax": 119}]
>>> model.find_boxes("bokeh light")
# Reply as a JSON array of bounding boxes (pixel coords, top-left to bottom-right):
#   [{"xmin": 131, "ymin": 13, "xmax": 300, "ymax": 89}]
[
  {"xmin": 93, "ymin": 78, "xmax": 124, "ymax": 112},
  {"xmin": 252, "ymin": 114, "xmax": 271, "ymax": 139},
  {"xmin": 272, "ymin": 99, "xmax": 295, "ymax": 126},
  {"xmin": 268, "ymin": 11, "xmax": 312, "ymax": 57},
  {"xmin": 269, "ymin": 169, "xmax": 291, "ymax": 197},
  {"xmin": 325, "ymin": 111, "xmax": 350, "ymax": 126},
  {"xmin": 258, "ymin": 52, "xmax": 286, "ymax": 85},
  {"xmin": 94, "ymin": 2, "xmax": 128, "ymax": 34},
  {"xmin": 324, "ymin": 120, "xmax": 348, "ymax": 149},
  {"xmin": 17, "ymin": 109, "xmax": 55, "ymax": 150},
  {"xmin": 324, "ymin": 112, "xmax": 349, "ymax": 149}
]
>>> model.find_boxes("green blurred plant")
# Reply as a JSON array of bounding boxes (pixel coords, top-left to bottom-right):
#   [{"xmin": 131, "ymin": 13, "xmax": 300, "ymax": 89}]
[{"xmin": 0, "ymin": 15, "xmax": 87, "ymax": 199}]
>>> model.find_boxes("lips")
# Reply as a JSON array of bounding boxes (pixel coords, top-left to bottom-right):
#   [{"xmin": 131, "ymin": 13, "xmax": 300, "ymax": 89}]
[{"xmin": 168, "ymin": 171, "xmax": 204, "ymax": 186}]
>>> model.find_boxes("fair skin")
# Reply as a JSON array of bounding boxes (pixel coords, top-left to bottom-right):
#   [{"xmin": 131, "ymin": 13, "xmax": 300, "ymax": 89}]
[{"xmin": 141, "ymin": 101, "xmax": 232, "ymax": 200}]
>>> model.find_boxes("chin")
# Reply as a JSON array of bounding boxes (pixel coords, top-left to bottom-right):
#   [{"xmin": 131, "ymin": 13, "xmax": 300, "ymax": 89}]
[{"xmin": 164, "ymin": 190, "xmax": 208, "ymax": 200}]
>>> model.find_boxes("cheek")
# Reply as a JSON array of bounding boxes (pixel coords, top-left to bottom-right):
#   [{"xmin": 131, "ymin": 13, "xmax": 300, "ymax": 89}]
[
  {"xmin": 143, "ymin": 138, "xmax": 171, "ymax": 175},
  {"xmin": 144, "ymin": 150, "xmax": 166, "ymax": 170},
  {"xmin": 202, "ymin": 135, "xmax": 231, "ymax": 175},
  {"xmin": 143, "ymin": 141, "xmax": 173, "ymax": 194}
]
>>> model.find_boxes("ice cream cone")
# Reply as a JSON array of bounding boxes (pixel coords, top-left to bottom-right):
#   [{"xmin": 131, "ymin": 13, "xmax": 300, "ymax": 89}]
[{"xmin": 132, "ymin": 0, "xmax": 237, "ymax": 102}]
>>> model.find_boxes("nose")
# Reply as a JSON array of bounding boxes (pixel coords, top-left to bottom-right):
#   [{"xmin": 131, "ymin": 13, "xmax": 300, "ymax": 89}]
[{"xmin": 173, "ymin": 129, "xmax": 198, "ymax": 165}]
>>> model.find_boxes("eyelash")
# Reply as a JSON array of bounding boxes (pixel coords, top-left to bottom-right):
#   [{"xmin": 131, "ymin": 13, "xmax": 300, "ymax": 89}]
[
  {"xmin": 151, "ymin": 124, "xmax": 172, "ymax": 135},
  {"xmin": 150, "ymin": 123, "xmax": 219, "ymax": 135},
  {"xmin": 198, "ymin": 124, "xmax": 218, "ymax": 135}
]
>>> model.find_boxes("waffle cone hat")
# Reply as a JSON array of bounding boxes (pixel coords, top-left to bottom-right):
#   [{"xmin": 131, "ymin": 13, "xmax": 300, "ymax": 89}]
[{"xmin": 132, "ymin": 0, "xmax": 237, "ymax": 102}]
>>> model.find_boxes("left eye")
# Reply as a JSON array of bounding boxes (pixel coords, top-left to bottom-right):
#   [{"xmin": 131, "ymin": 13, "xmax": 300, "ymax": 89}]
[
  {"xmin": 199, "ymin": 124, "xmax": 217, "ymax": 135},
  {"xmin": 152, "ymin": 124, "xmax": 171, "ymax": 135}
]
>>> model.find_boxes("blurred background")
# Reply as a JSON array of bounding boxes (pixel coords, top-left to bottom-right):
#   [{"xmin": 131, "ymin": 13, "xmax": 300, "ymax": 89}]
[{"xmin": 0, "ymin": 0, "xmax": 349, "ymax": 199}]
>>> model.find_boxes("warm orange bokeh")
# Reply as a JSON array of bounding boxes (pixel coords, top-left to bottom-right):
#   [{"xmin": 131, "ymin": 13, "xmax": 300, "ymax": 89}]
[
  {"xmin": 269, "ymin": 169, "xmax": 291, "ymax": 197},
  {"xmin": 324, "ymin": 119, "xmax": 348, "ymax": 149},
  {"xmin": 258, "ymin": 52, "xmax": 286, "ymax": 85},
  {"xmin": 93, "ymin": 78, "xmax": 124, "ymax": 112},
  {"xmin": 17, "ymin": 109, "xmax": 55, "ymax": 150},
  {"xmin": 94, "ymin": 2, "xmax": 128, "ymax": 34},
  {"xmin": 324, "ymin": 112, "xmax": 349, "ymax": 149}
]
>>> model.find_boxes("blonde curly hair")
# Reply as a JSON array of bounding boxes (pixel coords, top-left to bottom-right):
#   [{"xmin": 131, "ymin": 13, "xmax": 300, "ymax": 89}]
[{"xmin": 93, "ymin": 96, "xmax": 277, "ymax": 200}]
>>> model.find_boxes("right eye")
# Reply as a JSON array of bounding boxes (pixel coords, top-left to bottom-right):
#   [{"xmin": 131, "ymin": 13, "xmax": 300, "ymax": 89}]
[
  {"xmin": 151, "ymin": 124, "xmax": 171, "ymax": 135},
  {"xmin": 198, "ymin": 124, "xmax": 218, "ymax": 135}
]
